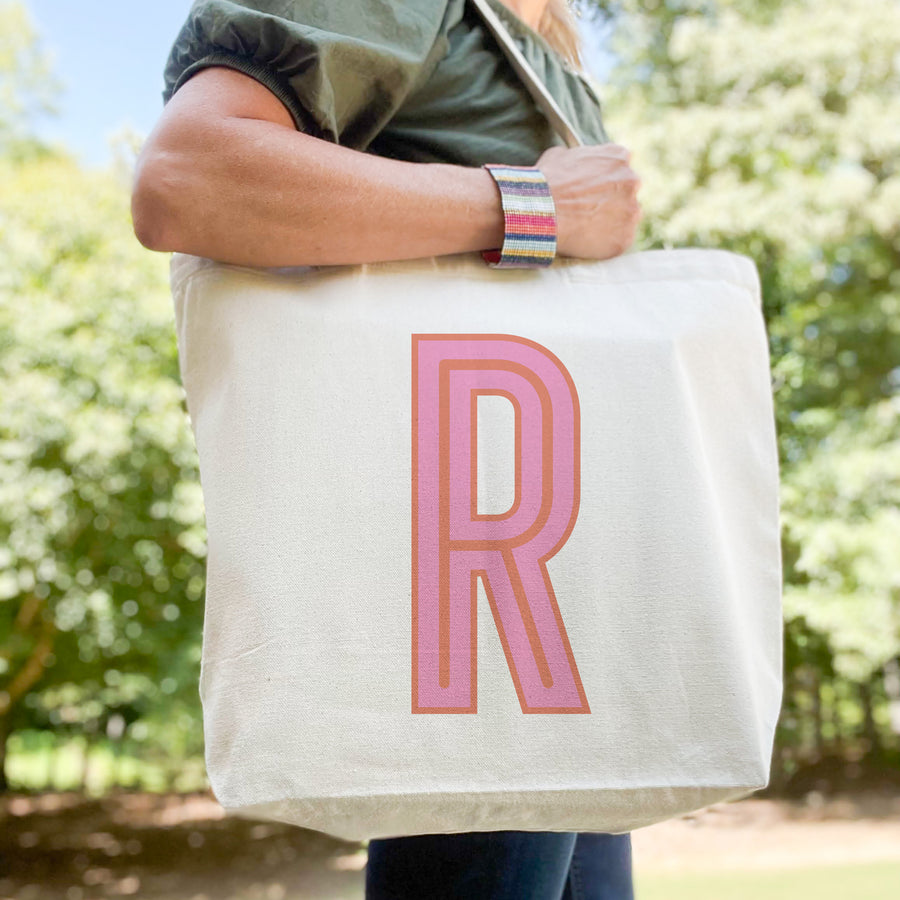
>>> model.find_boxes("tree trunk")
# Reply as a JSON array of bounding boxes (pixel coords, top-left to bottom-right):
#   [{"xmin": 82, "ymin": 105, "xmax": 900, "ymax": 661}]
[
  {"xmin": 884, "ymin": 657, "xmax": 900, "ymax": 737},
  {"xmin": 822, "ymin": 676, "xmax": 842, "ymax": 756},
  {"xmin": 0, "ymin": 716, "xmax": 9, "ymax": 792},
  {"xmin": 0, "ymin": 609, "xmax": 58, "ymax": 793},
  {"xmin": 859, "ymin": 678, "xmax": 883, "ymax": 757},
  {"xmin": 811, "ymin": 673, "xmax": 825, "ymax": 758}
]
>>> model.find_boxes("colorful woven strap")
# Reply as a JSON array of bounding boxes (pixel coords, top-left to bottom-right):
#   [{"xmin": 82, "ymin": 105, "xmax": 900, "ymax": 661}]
[{"xmin": 481, "ymin": 164, "xmax": 557, "ymax": 268}]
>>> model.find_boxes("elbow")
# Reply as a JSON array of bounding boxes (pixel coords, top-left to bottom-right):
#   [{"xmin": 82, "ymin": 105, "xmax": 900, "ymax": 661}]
[
  {"xmin": 130, "ymin": 149, "xmax": 181, "ymax": 252},
  {"xmin": 131, "ymin": 199, "xmax": 168, "ymax": 253}
]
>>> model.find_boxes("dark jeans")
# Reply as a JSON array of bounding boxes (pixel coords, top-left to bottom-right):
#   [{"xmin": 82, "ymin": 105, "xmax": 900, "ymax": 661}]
[{"xmin": 365, "ymin": 830, "xmax": 634, "ymax": 900}]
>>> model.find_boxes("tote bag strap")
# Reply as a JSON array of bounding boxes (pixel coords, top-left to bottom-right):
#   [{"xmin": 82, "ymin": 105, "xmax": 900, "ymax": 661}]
[{"xmin": 468, "ymin": 0, "xmax": 585, "ymax": 148}]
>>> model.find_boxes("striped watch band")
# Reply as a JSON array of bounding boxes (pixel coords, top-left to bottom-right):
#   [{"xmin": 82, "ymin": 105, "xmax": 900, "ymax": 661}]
[{"xmin": 481, "ymin": 163, "xmax": 558, "ymax": 268}]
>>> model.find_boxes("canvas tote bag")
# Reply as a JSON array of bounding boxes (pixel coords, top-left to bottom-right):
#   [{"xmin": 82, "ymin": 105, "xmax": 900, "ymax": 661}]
[{"xmin": 168, "ymin": 0, "xmax": 784, "ymax": 842}]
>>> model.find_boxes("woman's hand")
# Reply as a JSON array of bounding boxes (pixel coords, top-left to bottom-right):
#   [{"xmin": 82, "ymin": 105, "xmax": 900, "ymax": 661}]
[{"xmin": 536, "ymin": 142, "xmax": 642, "ymax": 260}]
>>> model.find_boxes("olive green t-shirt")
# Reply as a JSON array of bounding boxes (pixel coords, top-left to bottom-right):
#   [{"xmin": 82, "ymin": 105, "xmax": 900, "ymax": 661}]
[{"xmin": 161, "ymin": 0, "xmax": 611, "ymax": 166}]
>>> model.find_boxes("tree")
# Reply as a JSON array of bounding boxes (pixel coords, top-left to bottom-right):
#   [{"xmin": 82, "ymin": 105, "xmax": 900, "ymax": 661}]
[
  {"xmin": 0, "ymin": 146, "xmax": 208, "ymax": 788},
  {"xmin": 0, "ymin": 5, "xmax": 208, "ymax": 783}
]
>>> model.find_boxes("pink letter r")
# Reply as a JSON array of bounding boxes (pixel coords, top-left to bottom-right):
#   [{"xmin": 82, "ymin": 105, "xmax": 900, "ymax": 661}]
[{"xmin": 412, "ymin": 334, "xmax": 590, "ymax": 714}]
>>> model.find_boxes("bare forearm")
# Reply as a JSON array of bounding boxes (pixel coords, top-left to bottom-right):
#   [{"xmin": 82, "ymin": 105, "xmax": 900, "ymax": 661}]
[{"xmin": 133, "ymin": 116, "xmax": 505, "ymax": 267}]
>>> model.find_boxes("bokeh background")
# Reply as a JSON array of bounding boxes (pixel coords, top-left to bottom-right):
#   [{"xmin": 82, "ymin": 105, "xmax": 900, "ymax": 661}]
[{"xmin": 1, "ymin": 0, "xmax": 898, "ymax": 897}]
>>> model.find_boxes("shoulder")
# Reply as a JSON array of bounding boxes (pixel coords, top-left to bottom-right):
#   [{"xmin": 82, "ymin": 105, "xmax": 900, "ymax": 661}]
[{"xmin": 162, "ymin": 0, "xmax": 454, "ymax": 147}]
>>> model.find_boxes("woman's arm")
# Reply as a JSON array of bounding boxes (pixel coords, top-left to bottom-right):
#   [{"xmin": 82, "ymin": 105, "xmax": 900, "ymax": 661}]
[
  {"xmin": 131, "ymin": 66, "xmax": 641, "ymax": 267},
  {"xmin": 131, "ymin": 66, "xmax": 504, "ymax": 267}
]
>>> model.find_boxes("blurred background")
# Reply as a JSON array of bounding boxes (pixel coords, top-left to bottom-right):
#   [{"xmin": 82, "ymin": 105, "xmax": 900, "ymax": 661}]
[{"xmin": 1, "ymin": 0, "xmax": 898, "ymax": 897}]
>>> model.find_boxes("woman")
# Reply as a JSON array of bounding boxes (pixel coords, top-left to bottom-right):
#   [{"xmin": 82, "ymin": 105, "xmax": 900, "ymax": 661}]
[{"xmin": 132, "ymin": 1, "xmax": 641, "ymax": 897}]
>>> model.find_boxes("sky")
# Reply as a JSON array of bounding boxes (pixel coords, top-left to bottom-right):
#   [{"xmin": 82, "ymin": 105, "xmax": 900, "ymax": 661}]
[
  {"xmin": 24, "ymin": 0, "xmax": 614, "ymax": 170},
  {"xmin": 26, "ymin": 0, "xmax": 195, "ymax": 168}
]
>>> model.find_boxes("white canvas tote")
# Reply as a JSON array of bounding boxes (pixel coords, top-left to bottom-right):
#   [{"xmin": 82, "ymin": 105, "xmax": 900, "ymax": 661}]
[
  {"xmin": 169, "ymin": 243, "xmax": 783, "ymax": 842},
  {"xmin": 166, "ymin": 0, "xmax": 783, "ymax": 842}
]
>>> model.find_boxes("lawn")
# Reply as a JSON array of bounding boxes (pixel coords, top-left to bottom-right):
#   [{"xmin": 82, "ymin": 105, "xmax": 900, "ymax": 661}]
[{"xmin": 636, "ymin": 861, "xmax": 900, "ymax": 900}]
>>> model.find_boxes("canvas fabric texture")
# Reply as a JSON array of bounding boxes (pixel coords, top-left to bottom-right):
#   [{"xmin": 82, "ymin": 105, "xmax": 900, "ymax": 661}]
[{"xmin": 169, "ymin": 247, "xmax": 784, "ymax": 842}]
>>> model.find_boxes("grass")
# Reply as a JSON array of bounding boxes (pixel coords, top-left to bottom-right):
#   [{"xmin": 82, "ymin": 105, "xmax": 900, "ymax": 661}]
[
  {"xmin": 635, "ymin": 861, "xmax": 900, "ymax": 900},
  {"xmin": 6, "ymin": 734, "xmax": 208, "ymax": 793}
]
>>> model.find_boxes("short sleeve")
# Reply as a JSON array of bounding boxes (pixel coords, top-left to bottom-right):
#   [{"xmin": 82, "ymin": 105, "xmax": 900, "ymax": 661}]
[{"xmin": 162, "ymin": 0, "xmax": 450, "ymax": 150}]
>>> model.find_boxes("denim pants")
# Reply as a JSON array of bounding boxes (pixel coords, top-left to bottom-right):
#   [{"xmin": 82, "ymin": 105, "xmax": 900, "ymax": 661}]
[{"xmin": 365, "ymin": 830, "xmax": 634, "ymax": 900}]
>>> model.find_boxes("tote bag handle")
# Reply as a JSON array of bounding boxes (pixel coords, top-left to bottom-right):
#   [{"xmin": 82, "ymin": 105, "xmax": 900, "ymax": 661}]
[{"xmin": 469, "ymin": 0, "xmax": 585, "ymax": 148}]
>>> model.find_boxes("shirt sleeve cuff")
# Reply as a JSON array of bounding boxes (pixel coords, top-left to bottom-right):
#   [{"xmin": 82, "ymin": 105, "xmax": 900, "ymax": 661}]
[{"xmin": 164, "ymin": 49, "xmax": 326, "ymax": 140}]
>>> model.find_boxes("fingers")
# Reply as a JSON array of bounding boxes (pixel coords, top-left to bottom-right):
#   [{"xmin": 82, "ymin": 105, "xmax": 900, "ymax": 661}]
[
  {"xmin": 586, "ymin": 143, "xmax": 640, "ymax": 188},
  {"xmin": 535, "ymin": 141, "xmax": 643, "ymax": 260},
  {"xmin": 598, "ymin": 142, "xmax": 631, "ymax": 162}
]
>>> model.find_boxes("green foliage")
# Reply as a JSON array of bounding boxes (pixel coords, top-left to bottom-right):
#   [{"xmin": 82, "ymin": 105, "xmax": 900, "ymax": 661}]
[
  {"xmin": 781, "ymin": 399, "xmax": 900, "ymax": 681},
  {"xmin": 0, "ymin": 149, "xmax": 206, "ymax": 751}
]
